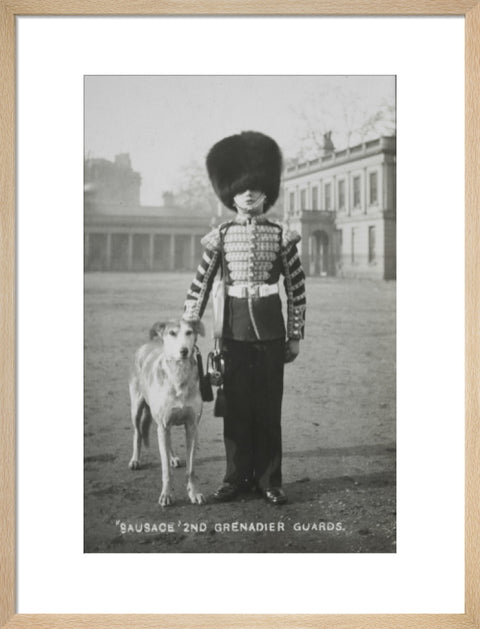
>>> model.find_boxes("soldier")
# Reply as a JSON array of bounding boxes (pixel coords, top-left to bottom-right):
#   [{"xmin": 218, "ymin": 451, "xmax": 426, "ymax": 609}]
[{"xmin": 183, "ymin": 131, "xmax": 306, "ymax": 505}]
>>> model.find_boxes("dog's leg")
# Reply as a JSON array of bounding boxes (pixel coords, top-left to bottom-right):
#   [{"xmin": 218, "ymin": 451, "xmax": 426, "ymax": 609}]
[
  {"xmin": 128, "ymin": 385, "xmax": 145, "ymax": 470},
  {"xmin": 164, "ymin": 429, "xmax": 180, "ymax": 468},
  {"xmin": 169, "ymin": 436, "xmax": 181, "ymax": 469},
  {"xmin": 157, "ymin": 422, "xmax": 174, "ymax": 506},
  {"xmin": 185, "ymin": 414, "xmax": 204, "ymax": 504}
]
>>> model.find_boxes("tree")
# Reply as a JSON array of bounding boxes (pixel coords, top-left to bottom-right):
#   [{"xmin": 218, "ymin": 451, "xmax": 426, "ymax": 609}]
[
  {"xmin": 172, "ymin": 160, "xmax": 219, "ymax": 215},
  {"xmin": 358, "ymin": 99, "xmax": 396, "ymax": 140},
  {"xmin": 290, "ymin": 85, "xmax": 396, "ymax": 161}
]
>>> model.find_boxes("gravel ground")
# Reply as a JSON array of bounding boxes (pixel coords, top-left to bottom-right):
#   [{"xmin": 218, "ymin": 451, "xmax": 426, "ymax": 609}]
[{"xmin": 84, "ymin": 273, "xmax": 396, "ymax": 553}]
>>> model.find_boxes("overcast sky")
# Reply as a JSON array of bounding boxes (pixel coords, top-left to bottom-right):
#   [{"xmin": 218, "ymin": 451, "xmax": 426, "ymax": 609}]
[{"xmin": 85, "ymin": 75, "xmax": 395, "ymax": 206}]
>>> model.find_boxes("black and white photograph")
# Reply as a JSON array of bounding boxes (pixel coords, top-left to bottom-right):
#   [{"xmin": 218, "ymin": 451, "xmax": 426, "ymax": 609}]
[{"xmin": 84, "ymin": 75, "xmax": 396, "ymax": 553}]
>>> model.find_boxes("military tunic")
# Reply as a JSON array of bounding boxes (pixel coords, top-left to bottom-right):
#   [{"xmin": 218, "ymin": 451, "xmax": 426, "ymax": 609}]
[{"xmin": 184, "ymin": 213, "xmax": 306, "ymax": 490}]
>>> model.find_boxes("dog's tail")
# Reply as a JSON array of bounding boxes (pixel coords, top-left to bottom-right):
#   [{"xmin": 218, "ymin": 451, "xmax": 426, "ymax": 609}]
[{"xmin": 140, "ymin": 404, "xmax": 152, "ymax": 448}]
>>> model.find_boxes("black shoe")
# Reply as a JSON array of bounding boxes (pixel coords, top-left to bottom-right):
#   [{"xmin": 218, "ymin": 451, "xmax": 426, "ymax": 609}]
[
  {"xmin": 212, "ymin": 482, "xmax": 241, "ymax": 502},
  {"xmin": 262, "ymin": 487, "xmax": 287, "ymax": 505}
]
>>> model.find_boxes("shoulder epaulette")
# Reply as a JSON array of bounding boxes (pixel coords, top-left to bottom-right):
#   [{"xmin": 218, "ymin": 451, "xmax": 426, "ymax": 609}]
[
  {"xmin": 200, "ymin": 221, "xmax": 233, "ymax": 250},
  {"xmin": 281, "ymin": 225, "xmax": 301, "ymax": 249},
  {"xmin": 200, "ymin": 227, "xmax": 221, "ymax": 250}
]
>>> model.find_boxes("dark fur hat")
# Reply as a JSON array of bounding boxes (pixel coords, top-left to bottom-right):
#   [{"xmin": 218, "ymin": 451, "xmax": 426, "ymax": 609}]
[{"xmin": 206, "ymin": 131, "xmax": 283, "ymax": 212}]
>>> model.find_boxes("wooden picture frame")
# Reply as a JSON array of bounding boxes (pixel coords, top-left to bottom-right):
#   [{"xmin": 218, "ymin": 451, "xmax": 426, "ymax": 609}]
[{"xmin": 1, "ymin": 1, "xmax": 478, "ymax": 627}]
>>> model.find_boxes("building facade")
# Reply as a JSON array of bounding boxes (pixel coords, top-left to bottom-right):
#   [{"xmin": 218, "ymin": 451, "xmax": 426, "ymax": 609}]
[
  {"xmin": 85, "ymin": 205, "xmax": 212, "ymax": 272},
  {"xmin": 84, "ymin": 155, "xmax": 215, "ymax": 272},
  {"xmin": 283, "ymin": 136, "xmax": 396, "ymax": 280}
]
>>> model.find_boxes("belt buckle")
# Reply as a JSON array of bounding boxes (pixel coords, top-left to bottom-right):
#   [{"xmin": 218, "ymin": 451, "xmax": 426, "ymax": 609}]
[{"xmin": 248, "ymin": 285, "xmax": 259, "ymax": 298}]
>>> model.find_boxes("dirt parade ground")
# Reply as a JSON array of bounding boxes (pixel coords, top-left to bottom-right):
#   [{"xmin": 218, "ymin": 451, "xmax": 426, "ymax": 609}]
[{"xmin": 84, "ymin": 273, "xmax": 396, "ymax": 553}]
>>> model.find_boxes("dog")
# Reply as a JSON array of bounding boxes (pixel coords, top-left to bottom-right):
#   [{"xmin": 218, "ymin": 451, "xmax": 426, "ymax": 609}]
[{"xmin": 128, "ymin": 318, "xmax": 205, "ymax": 506}]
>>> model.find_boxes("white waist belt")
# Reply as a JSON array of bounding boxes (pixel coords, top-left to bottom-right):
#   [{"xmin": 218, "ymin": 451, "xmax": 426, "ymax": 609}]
[{"xmin": 226, "ymin": 284, "xmax": 279, "ymax": 298}]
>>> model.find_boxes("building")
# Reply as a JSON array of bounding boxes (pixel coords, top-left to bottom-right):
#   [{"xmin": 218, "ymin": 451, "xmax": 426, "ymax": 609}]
[
  {"xmin": 85, "ymin": 203, "xmax": 213, "ymax": 272},
  {"xmin": 84, "ymin": 153, "xmax": 141, "ymax": 206},
  {"xmin": 283, "ymin": 135, "xmax": 396, "ymax": 279},
  {"xmin": 84, "ymin": 155, "xmax": 214, "ymax": 272}
]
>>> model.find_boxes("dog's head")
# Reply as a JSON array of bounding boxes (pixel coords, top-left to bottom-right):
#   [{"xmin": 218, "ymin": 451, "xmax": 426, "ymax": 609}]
[{"xmin": 149, "ymin": 319, "xmax": 205, "ymax": 360}]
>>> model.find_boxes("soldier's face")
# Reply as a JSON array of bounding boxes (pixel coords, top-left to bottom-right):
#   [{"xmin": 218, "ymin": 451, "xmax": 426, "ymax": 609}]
[{"xmin": 234, "ymin": 190, "xmax": 266, "ymax": 215}]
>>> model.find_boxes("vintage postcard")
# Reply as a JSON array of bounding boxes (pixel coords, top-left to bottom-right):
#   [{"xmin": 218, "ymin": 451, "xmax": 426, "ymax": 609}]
[{"xmin": 84, "ymin": 75, "xmax": 396, "ymax": 553}]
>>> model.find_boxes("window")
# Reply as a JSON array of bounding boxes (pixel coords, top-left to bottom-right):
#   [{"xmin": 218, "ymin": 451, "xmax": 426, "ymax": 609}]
[
  {"xmin": 325, "ymin": 183, "xmax": 331, "ymax": 210},
  {"xmin": 368, "ymin": 226, "xmax": 376, "ymax": 263},
  {"xmin": 300, "ymin": 189, "xmax": 306, "ymax": 211},
  {"xmin": 353, "ymin": 176, "xmax": 361, "ymax": 208},
  {"xmin": 369, "ymin": 172, "xmax": 378, "ymax": 205},
  {"xmin": 289, "ymin": 191, "xmax": 295, "ymax": 213},
  {"xmin": 300, "ymin": 190, "xmax": 307, "ymax": 210},
  {"xmin": 312, "ymin": 186, "xmax": 318, "ymax": 210},
  {"xmin": 338, "ymin": 180, "xmax": 345, "ymax": 210}
]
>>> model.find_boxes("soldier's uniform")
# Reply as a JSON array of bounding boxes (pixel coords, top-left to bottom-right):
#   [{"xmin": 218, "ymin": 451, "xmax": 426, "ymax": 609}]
[{"xmin": 183, "ymin": 131, "xmax": 306, "ymax": 497}]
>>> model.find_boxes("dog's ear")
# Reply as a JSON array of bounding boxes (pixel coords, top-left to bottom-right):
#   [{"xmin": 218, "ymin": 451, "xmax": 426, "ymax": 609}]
[
  {"xmin": 149, "ymin": 322, "xmax": 166, "ymax": 340},
  {"xmin": 192, "ymin": 320, "xmax": 205, "ymax": 337}
]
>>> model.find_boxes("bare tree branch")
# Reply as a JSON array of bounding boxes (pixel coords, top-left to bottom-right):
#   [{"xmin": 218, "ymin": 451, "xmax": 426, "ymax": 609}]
[{"xmin": 290, "ymin": 85, "xmax": 396, "ymax": 160}]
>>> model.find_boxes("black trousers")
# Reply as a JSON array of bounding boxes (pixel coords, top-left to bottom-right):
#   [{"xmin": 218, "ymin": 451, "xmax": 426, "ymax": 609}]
[{"xmin": 222, "ymin": 338, "xmax": 285, "ymax": 490}]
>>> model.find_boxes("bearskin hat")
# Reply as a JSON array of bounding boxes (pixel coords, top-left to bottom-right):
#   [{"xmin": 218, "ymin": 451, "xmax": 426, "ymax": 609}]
[{"xmin": 206, "ymin": 131, "xmax": 283, "ymax": 212}]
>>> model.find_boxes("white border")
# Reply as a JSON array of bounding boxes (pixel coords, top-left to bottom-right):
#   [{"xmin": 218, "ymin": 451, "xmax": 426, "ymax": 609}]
[{"xmin": 17, "ymin": 16, "xmax": 465, "ymax": 614}]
